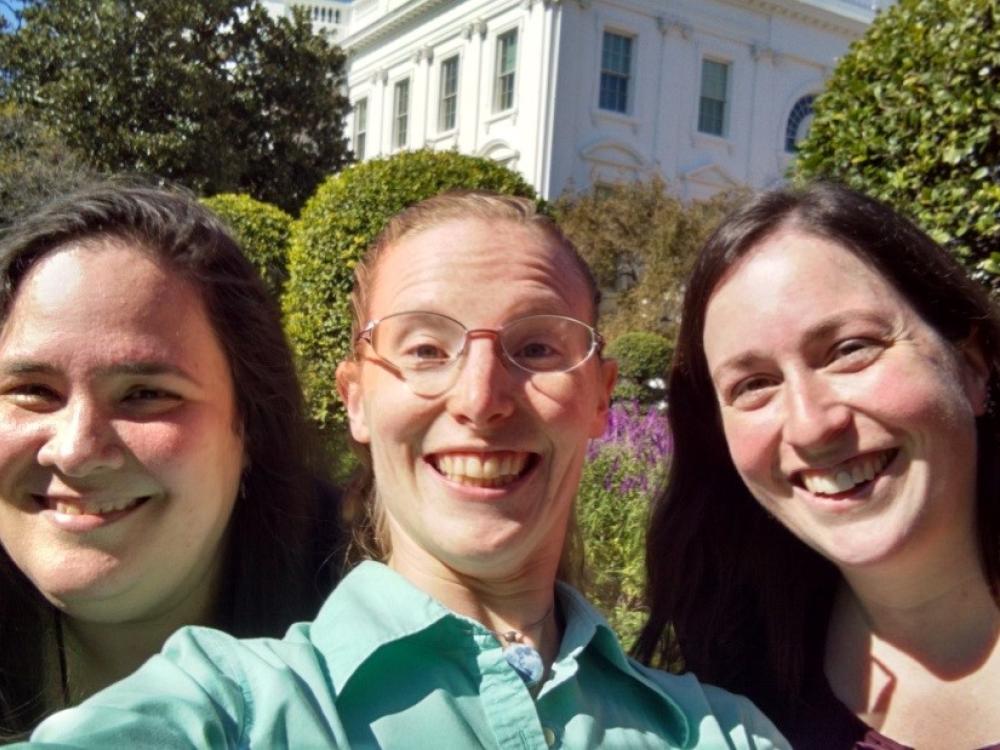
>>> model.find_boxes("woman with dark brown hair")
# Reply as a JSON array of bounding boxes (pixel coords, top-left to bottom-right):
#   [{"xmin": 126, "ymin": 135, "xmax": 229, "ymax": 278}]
[
  {"xmin": 0, "ymin": 181, "xmax": 343, "ymax": 739},
  {"xmin": 636, "ymin": 182, "xmax": 1000, "ymax": 749}
]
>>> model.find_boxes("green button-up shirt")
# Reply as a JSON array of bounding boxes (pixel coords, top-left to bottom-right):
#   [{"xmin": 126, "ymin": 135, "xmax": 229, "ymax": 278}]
[{"xmin": 27, "ymin": 562, "xmax": 788, "ymax": 749}]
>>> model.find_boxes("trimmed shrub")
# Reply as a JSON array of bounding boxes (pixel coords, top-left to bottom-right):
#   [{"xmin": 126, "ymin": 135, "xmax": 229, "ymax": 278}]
[
  {"xmin": 796, "ymin": 0, "xmax": 1000, "ymax": 283},
  {"xmin": 201, "ymin": 193, "xmax": 293, "ymax": 301},
  {"xmin": 606, "ymin": 331, "xmax": 672, "ymax": 404},
  {"xmin": 578, "ymin": 402, "xmax": 671, "ymax": 648},
  {"xmin": 282, "ymin": 148, "xmax": 538, "ymax": 433}
]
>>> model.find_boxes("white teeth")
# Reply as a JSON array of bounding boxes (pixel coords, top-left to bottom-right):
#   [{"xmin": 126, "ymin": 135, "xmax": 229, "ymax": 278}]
[
  {"xmin": 53, "ymin": 497, "xmax": 143, "ymax": 516},
  {"xmin": 800, "ymin": 450, "xmax": 894, "ymax": 497},
  {"xmin": 434, "ymin": 452, "xmax": 529, "ymax": 487}
]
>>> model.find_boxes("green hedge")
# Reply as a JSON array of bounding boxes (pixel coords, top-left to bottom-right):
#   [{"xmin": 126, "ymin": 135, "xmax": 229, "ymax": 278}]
[
  {"xmin": 282, "ymin": 149, "xmax": 538, "ymax": 433},
  {"xmin": 796, "ymin": 0, "xmax": 1000, "ymax": 282},
  {"xmin": 201, "ymin": 193, "xmax": 293, "ymax": 301},
  {"xmin": 606, "ymin": 331, "xmax": 672, "ymax": 404}
]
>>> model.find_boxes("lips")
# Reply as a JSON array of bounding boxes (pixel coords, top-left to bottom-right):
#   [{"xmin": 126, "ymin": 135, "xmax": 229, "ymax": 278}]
[
  {"xmin": 795, "ymin": 449, "xmax": 897, "ymax": 497},
  {"xmin": 428, "ymin": 451, "xmax": 534, "ymax": 488}
]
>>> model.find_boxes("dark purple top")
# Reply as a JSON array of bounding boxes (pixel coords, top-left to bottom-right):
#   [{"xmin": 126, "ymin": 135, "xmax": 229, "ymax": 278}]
[{"xmin": 781, "ymin": 669, "xmax": 1000, "ymax": 750}]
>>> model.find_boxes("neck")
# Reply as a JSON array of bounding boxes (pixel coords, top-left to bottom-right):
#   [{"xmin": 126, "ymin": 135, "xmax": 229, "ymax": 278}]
[
  {"xmin": 54, "ymin": 576, "xmax": 221, "ymax": 705},
  {"xmin": 387, "ymin": 543, "xmax": 563, "ymax": 667}
]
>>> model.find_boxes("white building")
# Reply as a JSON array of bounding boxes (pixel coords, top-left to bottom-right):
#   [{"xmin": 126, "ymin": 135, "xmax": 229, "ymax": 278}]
[{"xmin": 272, "ymin": 0, "xmax": 887, "ymax": 199}]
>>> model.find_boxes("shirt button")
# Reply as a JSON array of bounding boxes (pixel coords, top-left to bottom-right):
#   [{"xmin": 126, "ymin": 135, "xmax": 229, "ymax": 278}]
[{"xmin": 543, "ymin": 727, "xmax": 557, "ymax": 747}]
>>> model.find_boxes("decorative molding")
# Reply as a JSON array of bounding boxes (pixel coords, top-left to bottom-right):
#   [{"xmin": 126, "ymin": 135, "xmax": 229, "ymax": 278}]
[
  {"xmin": 751, "ymin": 44, "xmax": 782, "ymax": 65},
  {"xmin": 462, "ymin": 19, "xmax": 487, "ymax": 40},
  {"xmin": 657, "ymin": 15, "xmax": 691, "ymax": 39},
  {"xmin": 412, "ymin": 44, "xmax": 434, "ymax": 64}
]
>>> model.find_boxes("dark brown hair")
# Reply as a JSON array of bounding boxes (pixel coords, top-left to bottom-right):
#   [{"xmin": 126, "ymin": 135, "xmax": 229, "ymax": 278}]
[
  {"xmin": 0, "ymin": 180, "xmax": 343, "ymax": 737},
  {"xmin": 633, "ymin": 181, "xmax": 1000, "ymax": 723}
]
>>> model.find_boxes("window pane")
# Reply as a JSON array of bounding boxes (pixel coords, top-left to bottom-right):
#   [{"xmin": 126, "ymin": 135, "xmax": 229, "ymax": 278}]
[
  {"xmin": 393, "ymin": 79, "xmax": 409, "ymax": 148},
  {"xmin": 354, "ymin": 98, "xmax": 367, "ymax": 159},
  {"xmin": 599, "ymin": 32, "xmax": 632, "ymax": 113},
  {"xmin": 494, "ymin": 30, "xmax": 517, "ymax": 112},
  {"xmin": 439, "ymin": 56, "xmax": 459, "ymax": 131},
  {"xmin": 698, "ymin": 59, "xmax": 729, "ymax": 136}
]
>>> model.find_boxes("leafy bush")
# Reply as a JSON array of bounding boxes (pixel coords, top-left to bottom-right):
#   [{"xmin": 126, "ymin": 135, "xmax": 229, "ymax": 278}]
[
  {"xmin": 796, "ymin": 0, "xmax": 1000, "ymax": 283},
  {"xmin": 606, "ymin": 331, "xmax": 672, "ymax": 405},
  {"xmin": 202, "ymin": 193, "xmax": 293, "ymax": 301},
  {"xmin": 578, "ymin": 402, "xmax": 671, "ymax": 649},
  {"xmin": 282, "ymin": 148, "xmax": 538, "ymax": 433},
  {"xmin": 553, "ymin": 176, "xmax": 746, "ymax": 341}
]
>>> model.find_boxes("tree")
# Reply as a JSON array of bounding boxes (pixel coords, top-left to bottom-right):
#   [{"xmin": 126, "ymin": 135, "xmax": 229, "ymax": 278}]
[
  {"xmin": 553, "ymin": 176, "xmax": 745, "ymax": 342},
  {"xmin": 0, "ymin": 102, "xmax": 94, "ymax": 227},
  {"xmin": 796, "ymin": 0, "xmax": 1000, "ymax": 282},
  {"xmin": 282, "ymin": 149, "xmax": 538, "ymax": 435},
  {"xmin": 0, "ymin": 0, "xmax": 351, "ymax": 213}
]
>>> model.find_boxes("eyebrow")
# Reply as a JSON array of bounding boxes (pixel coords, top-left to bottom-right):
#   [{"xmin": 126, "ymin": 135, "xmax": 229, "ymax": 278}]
[
  {"xmin": 709, "ymin": 311, "xmax": 891, "ymax": 381},
  {"xmin": 0, "ymin": 360, "xmax": 196, "ymax": 381}
]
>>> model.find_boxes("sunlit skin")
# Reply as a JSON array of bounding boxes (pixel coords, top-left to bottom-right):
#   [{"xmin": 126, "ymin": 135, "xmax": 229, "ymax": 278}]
[
  {"xmin": 337, "ymin": 218, "xmax": 615, "ymax": 660},
  {"xmin": 703, "ymin": 227, "xmax": 1000, "ymax": 746},
  {"xmin": 0, "ymin": 241, "xmax": 245, "ymax": 694}
]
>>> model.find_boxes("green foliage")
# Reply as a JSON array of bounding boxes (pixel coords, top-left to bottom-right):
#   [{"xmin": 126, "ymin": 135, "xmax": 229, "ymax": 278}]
[
  {"xmin": 282, "ymin": 149, "xmax": 539, "ymax": 433},
  {"xmin": 796, "ymin": 0, "xmax": 1000, "ymax": 282},
  {"xmin": 577, "ymin": 404, "xmax": 671, "ymax": 650},
  {"xmin": 202, "ymin": 193, "xmax": 292, "ymax": 301},
  {"xmin": 606, "ymin": 331, "xmax": 672, "ymax": 382},
  {"xmin": 553, "ymin": 176, "xmax": 746, "ymax": 341},
  {"xmin": 0, "ymin": 103, "xmax": 94, "ymax": 227},
  {"xmin": 606, "ymin": 331, "xmax": 672, "ymax": 404},
  {"xmin": 1, "ymin": 0, "xmax": 351, "ymax": 213}
]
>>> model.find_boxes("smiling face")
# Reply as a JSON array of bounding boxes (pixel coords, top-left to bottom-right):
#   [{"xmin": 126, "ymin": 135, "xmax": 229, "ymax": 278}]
[
  {"xmin": 337, "ymin": 218, "xmax": 615, "ymax": 582},
  {"xmin": 0, "ymin": 241, "xmax": 244, "ymax": 625},
  {"xmin": 702, "ymin": 228, "xmax": 989, "ymax": 571}
]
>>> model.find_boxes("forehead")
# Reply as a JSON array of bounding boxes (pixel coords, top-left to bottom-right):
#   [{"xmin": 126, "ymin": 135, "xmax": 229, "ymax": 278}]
[
  {"xmin": 369, "ymin": 218, "xmax": 593, "ymax": 323},
  {"xmin": 703, "ymin": 229, "xmax": 912, "ymax": 358},
  {"xmin": 0, "ymin": 240, "xmax": 216, "ymax": 360}
]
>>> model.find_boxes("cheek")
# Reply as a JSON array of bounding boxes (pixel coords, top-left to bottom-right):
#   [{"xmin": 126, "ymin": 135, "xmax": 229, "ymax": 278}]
[{"xmin": 720, "ymin": 412, "xmax": 777, "ymax": 486}]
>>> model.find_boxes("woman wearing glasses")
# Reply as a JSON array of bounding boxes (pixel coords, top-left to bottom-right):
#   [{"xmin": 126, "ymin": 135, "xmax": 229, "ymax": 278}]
[{"xmin": 26, "ymin": 192, "xmax": 787, "ymax": 749}]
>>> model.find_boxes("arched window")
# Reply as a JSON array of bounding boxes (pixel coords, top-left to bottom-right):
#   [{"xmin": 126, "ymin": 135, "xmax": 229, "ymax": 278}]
[{"xmin": 785, "ymin": 94, "xmax": 815, "ymax": 153}]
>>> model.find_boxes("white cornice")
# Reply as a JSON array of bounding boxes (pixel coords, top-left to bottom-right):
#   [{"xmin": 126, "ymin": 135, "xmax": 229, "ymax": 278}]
[
  {"xmin": 342, "ymin": 0, "xmax": 456, "ymax": 54},
  {"xmin": 724, "ymin": 0, "xmax": 874, "ymax": 35}
]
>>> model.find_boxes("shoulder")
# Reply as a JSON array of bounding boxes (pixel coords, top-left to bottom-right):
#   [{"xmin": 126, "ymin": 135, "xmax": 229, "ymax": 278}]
[{"xmin": 629, "ymin": 662, "xmax": 793, "ymax": 750}]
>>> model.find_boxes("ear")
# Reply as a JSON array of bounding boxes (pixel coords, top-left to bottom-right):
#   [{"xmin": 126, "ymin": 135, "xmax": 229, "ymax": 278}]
[
  {"xmin": 336, "ymin": 360, "xmax": 371, "ymax": 444},
  {"xmin": 588, "ymin": 357, "xmax": 619, "ymax": 438},
  {"xmin": 957, "ymin": 330, "xmax": 991, "ymax": 417}
]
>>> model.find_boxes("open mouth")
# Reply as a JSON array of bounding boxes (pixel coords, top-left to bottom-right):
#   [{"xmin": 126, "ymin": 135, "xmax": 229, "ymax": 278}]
[
  {"xmin": 33, "ymin": 494, "xmax": 152, "ymax": 516},
  {"xmin": 794, "ymin": 449, "xmax": 897, "ymax": 497},
  {"xmin": 427, "ymin": 451, "xmax": 537, "ymax": 488}
]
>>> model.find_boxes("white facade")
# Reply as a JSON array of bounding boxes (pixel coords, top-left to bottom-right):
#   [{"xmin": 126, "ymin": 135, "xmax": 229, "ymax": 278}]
[{"xmin": 275, "ymin": 0, "xmax": 888, "ymax": 199}]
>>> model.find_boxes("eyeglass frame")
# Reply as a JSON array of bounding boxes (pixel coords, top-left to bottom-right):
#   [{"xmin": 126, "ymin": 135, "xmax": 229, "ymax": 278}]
[{"xmin": 354, "ymin": 310, "xmax": 606, "ymax": 380}]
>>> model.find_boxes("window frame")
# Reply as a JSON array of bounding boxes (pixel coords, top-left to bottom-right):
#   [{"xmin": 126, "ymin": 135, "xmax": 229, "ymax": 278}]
[
  {"xmin": 493, "ymin": 28, "xmax": 518, "ymax": 114},
  {"xmin": 697, "ymin": 57, "xmax": 731, "ymax": 137},
  {"xmin": 353, "ymin": 97, "xmax": 367, "ymax": 160},
  {"xmin": 438, "ymin": 55, "xmax": 460, "ymax": 133},
  {"xmin": 392, "ymin": 78, "xmax": 410, "ymax": 150},
  {"xmin": 598, "ymin": 30, "xmax": 634, "ymax": 114}
]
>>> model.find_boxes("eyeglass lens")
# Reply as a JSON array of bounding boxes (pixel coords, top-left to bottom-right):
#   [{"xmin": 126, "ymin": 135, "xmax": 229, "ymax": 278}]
[{"xmin": 368, "ymin": 312, "xmax": 597, "ymax": 395}]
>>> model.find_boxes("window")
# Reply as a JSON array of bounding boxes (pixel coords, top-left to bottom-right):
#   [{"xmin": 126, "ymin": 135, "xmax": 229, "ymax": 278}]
[
  {"xmin": 494, "ymin": 29, "xmax": 517, "ymax": 113},
  {"xmin": 392, "ymin": 79, "xmax": 409, "ymax": 149},
  {"xmin": 785, "ymin": 94, "xmax": 815, "ymax": 153},
  {"xmin": 698, "ymin": 59, "xmax": 730, "ymax": 136},
  {"xmin": 438, "ymin": 56, "xmax": 459, "ymax": 131},
  {"xmin": 599, "ymin": 31, "xmax": 633, "ymax": 113},
  {"xmin": 353, "ymin": 98, "xmax": 367, "ymax": 160}
]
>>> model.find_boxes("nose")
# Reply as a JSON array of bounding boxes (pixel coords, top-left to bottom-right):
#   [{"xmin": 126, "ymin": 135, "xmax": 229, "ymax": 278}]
[
  {"xmin": 781, "ymin": 374, "xmax": 852, "ymax": 452},
  {"xmin": 446, "ymin": 334, "xmax": 516, "ymax": 427},
  {"xmin": 37, "ymin": 399, "xmax": 126, "ymax": 476}
]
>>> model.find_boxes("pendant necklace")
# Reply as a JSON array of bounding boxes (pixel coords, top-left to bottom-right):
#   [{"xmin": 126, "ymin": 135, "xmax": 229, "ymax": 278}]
[{"xmin": 493, "ymin": 603, "xmax": 553, "ymax": 689}]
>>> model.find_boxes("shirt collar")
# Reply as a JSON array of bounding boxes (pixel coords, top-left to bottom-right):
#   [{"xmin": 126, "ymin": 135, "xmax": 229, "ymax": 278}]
[{"xmin": 310, "ymin": 561, "xmax": 690, "ymax": 745}]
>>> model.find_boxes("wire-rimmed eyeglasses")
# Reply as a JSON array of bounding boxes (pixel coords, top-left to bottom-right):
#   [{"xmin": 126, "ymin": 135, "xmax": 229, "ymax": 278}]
[{"xmin": 355, "ymin": 311, "xmax": 604, "ymax": 396}]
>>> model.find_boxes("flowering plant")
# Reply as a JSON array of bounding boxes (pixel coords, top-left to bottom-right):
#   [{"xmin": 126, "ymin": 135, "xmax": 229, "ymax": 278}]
[{"xmin": 578, "ymin": 402, "xmax": 672, "ymax": 649}]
